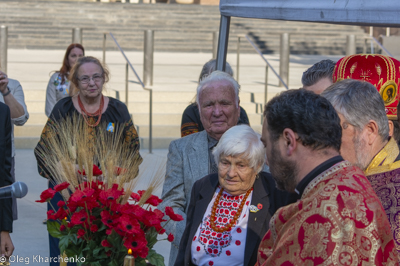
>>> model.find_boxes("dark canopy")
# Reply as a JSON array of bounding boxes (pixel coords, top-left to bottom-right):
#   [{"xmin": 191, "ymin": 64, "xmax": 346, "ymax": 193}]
[
  {"xmin": 219, "ymin": 0, "xmax": 400, "ymax": 27},
  {"xmin": 216, "ymin": 0, "xmax": 400, "ymax": 70}
]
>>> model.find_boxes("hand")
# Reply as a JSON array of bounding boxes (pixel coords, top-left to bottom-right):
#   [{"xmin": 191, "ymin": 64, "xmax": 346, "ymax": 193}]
[
  {"xmin": 0, "ymin": 71, "xmax": 9, "ymax": 94},
  {"xmin": 0, "ymin": 231, "xmax": 14, "ymax": 259}
]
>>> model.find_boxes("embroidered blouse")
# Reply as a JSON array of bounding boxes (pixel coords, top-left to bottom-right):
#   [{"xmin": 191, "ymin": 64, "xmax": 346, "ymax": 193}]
[{"xmin": 191, "ymin": 187, "xmax": 253, "ymax": 266}]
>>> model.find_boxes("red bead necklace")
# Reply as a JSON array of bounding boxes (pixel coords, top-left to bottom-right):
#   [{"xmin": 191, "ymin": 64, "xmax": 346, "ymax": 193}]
[
  {"xmin": 210, "ymin": 187, "xmax": 252, "ymax": 233},
  {"xmin": 78, "ymin": 95, "xmax": 104, "ymax": 127}
]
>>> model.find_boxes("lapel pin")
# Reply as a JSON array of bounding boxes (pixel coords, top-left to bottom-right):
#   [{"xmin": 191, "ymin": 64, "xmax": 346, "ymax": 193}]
[
  {"xmin": 249, "ymin": 205, "xmax": 259, "ymax": 213},
  {"xmin": 257, "ymin": 203, "xmax": 263, "ymax": 210}
]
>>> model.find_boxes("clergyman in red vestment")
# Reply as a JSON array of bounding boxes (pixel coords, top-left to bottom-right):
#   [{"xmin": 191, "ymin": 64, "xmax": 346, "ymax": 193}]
[
  {"xmin": 323, "ymin": 55, "xmax": 400, "ymax": 258},
  {"xmin": 257, "ymin": 89, "xmax": 398, "ymax": 265}
]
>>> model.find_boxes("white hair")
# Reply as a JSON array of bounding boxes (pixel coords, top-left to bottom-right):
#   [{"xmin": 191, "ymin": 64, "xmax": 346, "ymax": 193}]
[
  {"xmin": 212, "ymin": 125, "xmax": 265, "ymax": 173},
  {"xmin": 196, "ymin": 70, "xmax": 240, "ymax": 107}
]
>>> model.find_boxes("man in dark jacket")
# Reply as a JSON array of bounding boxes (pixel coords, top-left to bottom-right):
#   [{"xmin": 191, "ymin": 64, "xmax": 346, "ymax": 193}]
[{"xmin": 0, "ymin": 102, "xmax": 14, "ymax": 260}]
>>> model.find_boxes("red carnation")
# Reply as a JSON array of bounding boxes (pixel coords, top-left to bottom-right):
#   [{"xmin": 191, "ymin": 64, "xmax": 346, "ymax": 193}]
[
  {"xmin": 101, "ymin": 239, "xmax": 112, "ymax": 248},
  {"xmin": 36, "ymin": 188, "xmax": 56, "ymax": 203},
  {"xmin": 90, "ymin": 224, "xmax": 98, "ymax": 232},
  {"xmin": 77, "ymin": 229, "xmax": 85, "ymax": 239},
  {"xmin": 47, "ymin": 210, "xmax": 56, "ymax": 220},
  {"xmin": 145, "ymin": 195, "xmax": 163, "ymax": 207},
  {"xmin": 57, "ymin": 201, "xmax": 65, "ymax": 208},
  {"xmin": 118, "ymin": 215, "xmax": 141, "ymax": 235},
  {"xmin": 52, "ymin": 206, "xmax": 68, "ymax": 220},
  {"xmin": 60, "ymin": 225, "xmax": 66, "ymax": 232},
  {"xmin": 99, "ymin": 184, "xmax": 123, "ymax": 204},
  {"xmin": 130, "ymin": 192, "xmax": 141, "ymax": 202},
  {"xmin": 121, "ymin": 204, "xmax": 146, "ymax": 220},
  {"xmin": 93, "ymin": 165, "xmax": 102, "ymax": 176},
  {"xmin": 167, "ymin": 233, "xmax": 174, "ymax": 242},
  {"xmin": 70, "ymin": 188, "xmax": 95, "ymax": 204},
  {"xmin": 123, "ymin": 232, "xmax": 148, "ymax": 258},
  {"xmin": 78, "ymin": 165, "xmax": 103, "ymax": 176},
  {"xmin": 101, "ymin": 210, "xmax": 116, "ymax": 228},
  {"xmin": 71, "ymin": 209, "xmax": 88, "ymax": 225},
  {"xmin": 165, "ymin": 206, "xmax": 184, "ymax": 222},
  {"xmin": 54, "ymin": 182, "xmax": 70, "ymax": 192}
]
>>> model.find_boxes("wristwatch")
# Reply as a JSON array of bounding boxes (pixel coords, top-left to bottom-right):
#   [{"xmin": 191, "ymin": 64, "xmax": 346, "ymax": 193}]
[{"xmin": 1, "ymin": 87, "xmax": 11, "ymax": 97}]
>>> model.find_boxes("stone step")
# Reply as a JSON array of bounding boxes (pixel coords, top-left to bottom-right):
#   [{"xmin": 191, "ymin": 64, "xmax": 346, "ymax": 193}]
[{"xmin": 0, "ymin": 0, "xmax": 368, "ymax": 54}]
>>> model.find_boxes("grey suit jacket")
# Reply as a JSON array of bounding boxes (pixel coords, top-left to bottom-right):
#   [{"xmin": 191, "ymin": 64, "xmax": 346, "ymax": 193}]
[{"xmin": 159, "ymin": 130, "xmax": 210, "ymax": 266}]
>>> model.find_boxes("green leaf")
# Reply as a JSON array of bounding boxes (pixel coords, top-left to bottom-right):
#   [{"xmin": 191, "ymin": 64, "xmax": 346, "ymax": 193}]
[
  {"xmin": 59, "ymin": 236, "xmax": 70, "ymax": 253},
  {"xmin": 108, "ymin": 260, "xmax": 120, "ymax": 266},
  {"xmin": 134, "ymin": 258, "xmax": 147, "ymax": 266},
  {"xmin": 146, "ymin": 249, "xmax": 165, "ymax": 266},
  {"xmin": 93, "ymin": 246, "xmax": 104, "ymax": 257},
  {"xmin": 145, "ymin": 227, "xmax": 159, "ymax": 249},
  {"xmin": 47, "ymin": 221, "xmax": 63, "ymax": 239}
]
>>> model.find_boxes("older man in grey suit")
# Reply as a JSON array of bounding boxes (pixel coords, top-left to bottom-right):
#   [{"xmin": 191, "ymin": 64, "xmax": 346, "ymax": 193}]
[{"xmin": 159, "ymin": 71, "xmax": 241, "ymax": 265}]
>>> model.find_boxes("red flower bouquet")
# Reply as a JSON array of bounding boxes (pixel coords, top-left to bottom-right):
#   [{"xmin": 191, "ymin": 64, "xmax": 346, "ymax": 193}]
[
  {"xmin": 38, "ymin": 181, "xmax": 183, "ymax": 266},
  {"xmin": 35, "ymin": 116, "xmax": 175, "ymax": 266}
]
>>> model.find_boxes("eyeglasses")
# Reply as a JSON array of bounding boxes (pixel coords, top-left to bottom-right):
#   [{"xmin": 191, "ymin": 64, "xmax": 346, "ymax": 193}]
[{"xmin": 78, "ymin": 74, "xmax": 103, "ymax": 84}]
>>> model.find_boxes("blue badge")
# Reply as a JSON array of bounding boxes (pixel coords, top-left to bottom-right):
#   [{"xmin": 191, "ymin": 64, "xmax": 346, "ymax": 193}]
[{"xmin": 107, "ymin": 123, "xmax": 115, "ymax": 133}]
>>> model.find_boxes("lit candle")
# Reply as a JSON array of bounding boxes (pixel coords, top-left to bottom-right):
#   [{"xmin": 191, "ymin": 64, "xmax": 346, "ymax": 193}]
[{"xmin": 123, "ymin": 249, "xmax": 135, "ymax": 266}]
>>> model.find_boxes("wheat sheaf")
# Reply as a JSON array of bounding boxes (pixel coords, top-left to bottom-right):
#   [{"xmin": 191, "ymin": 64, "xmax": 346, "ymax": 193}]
[{"xmin": 35, "ymin": 114, "xmax": 165, "ymax": 205}]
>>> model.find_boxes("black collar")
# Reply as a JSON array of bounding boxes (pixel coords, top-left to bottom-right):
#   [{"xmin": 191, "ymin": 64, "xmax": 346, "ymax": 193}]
[{"xmin": 295, "ymin": 155, "xmax": 343, "ymax": 198}]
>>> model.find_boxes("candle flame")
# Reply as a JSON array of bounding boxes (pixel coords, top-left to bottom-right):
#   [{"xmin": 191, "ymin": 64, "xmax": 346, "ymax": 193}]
[{"xmin": 128, "ymin": 249, "xmax": 132, "ymax": 255}]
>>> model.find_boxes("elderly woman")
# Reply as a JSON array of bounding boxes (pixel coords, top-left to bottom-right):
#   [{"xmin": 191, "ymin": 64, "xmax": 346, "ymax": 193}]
[
  {"xmin": 35, "ymin": 56, "xmax": 141, "ymax": 266},
  {"xmin": 175, "ymin": 125, "xmax": 289, "ymax": 266}
]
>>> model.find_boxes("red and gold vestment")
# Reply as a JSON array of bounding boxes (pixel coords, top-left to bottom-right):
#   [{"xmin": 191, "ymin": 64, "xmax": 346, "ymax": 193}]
[{"xmin": 256, "ymin": 161, "xmax": 398, "ymax": 266}]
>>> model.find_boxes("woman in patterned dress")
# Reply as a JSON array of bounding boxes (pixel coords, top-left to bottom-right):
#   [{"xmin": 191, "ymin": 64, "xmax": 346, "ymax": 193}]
[
  {"xmin": 45, "ymin": 43, "xmax": 84, "ymax": 117},
  {"xmin": 175, "ymin": 125, "xmax": 289, "ymax": 266},
  {"xmin": 35, "ymin": 56, "xmax": 142, "ymax": 266}
]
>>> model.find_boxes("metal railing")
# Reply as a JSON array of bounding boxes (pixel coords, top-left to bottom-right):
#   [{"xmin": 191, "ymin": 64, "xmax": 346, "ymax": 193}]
[
  {"xmin": 237, "ymin": 34, "xmax": 288, "ymax": 106},
  {"xmin": 363, "ymin": 36, "xmax": 393, "ymax": 57},
  {"xmin": 109, "ymin": 32, "xmax": 153, "ymax": 154}
]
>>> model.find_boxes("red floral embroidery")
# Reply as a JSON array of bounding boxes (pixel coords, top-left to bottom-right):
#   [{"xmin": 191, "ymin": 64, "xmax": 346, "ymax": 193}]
[{"xmin": 198, "ymin": 189, "xmax": 249, "ymax": 257}]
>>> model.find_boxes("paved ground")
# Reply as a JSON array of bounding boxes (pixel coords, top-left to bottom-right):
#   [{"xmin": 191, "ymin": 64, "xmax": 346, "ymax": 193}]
[{"xmin": 11, "ymin": 148, "xmax": 170, "ymax": 266}]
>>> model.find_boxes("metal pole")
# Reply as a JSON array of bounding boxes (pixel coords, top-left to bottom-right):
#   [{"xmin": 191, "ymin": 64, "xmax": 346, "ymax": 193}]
[
  {"xmin": 72, "ymin": 28, "xmax": 83, "ymax": 44},
  {"xmin": 102, "ymin": 33, "xmax": 106, "ymax": 65},
  {"xmin": 264, "ymin": 65, "xmax": 268, "ymax": 106},
  {"xmin": 212, "ymin": 31, "xmax": 218, "ymax": 59},
  {"xmin": 148, "ymin": 89, "xmax": 153, "ymax": 154},
  {"xmin": 143, "ymin": 30, "xmax": 154, "ymax": 87},
  {"xmin": 0, "ymin": 26, "xmax": 7, "ymax": 73},
  {"xmin": 236, "ymin": 36, "xmax": 240, "ymax": 83},
  {"xmin": 346, "ymin": 35, "xmax": 356, "ymax": 56},
  {"xmin": 279, "ymin": 33, "xmax": 290, "ymax": 87},
  {"xmin": 216, "ymin": 15, "xmax": 231, "ymax": 71},
  {"xmin": 369, "ymin": 26, "xmax": 374, "ymax": 53},
  {"xmin": 386, "ymin": 27, "xmax": 391, "ymax": 37},
  {"xmin": 125, "ymin": 63, "xmax": 129, "ymax": 105}
]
